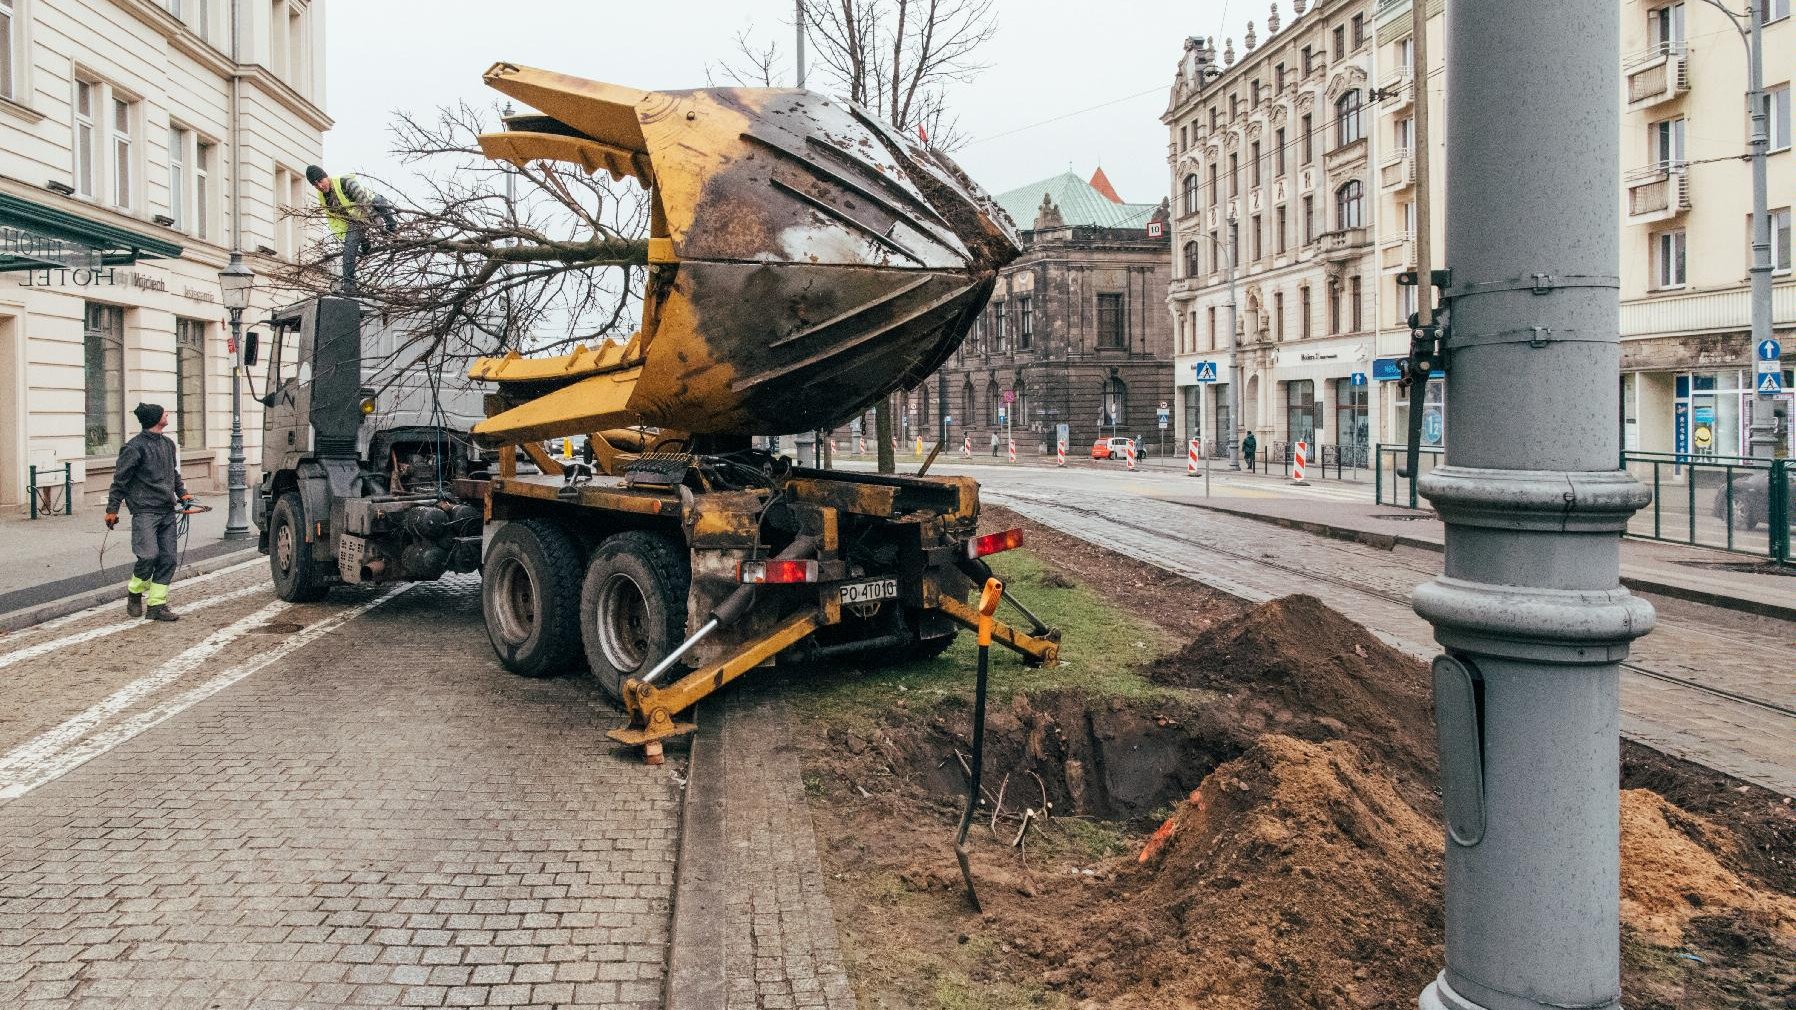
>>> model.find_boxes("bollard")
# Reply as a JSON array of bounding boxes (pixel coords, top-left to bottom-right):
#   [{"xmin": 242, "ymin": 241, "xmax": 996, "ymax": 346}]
[
  {"xmin": 1291, "ymin": 440, "xmax": 1309, "ymax": 485},
  {"xmin": 1056, "ymin": 439, "xmax": 1067, "ymax": 467},
  {"xmin": 962, "ymin": 434, "xmax": 972, "ymax": 458},
  {"xmin": 1125, "ymin": 440, "xmax": 1137, "ymax": 472},
  {"xmin": 914, "ymin": 437, "xmax": 924, "ymax": 458},
  {"xmin": 857, "ymin": 435, "xmax": 866, "ymax": 456},
  {"xmin": 1187, "ymin": 437, "xmax": 1200, "ymax": 476},
  {"xmin": 1006, "ymin": 438, "xmax": 1016, "ymax": 463}
]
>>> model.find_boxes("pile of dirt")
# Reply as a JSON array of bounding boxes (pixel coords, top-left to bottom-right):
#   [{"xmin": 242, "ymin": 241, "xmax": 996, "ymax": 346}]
[
  {"xmin": 1619, "ymin": 788, "xmax": 1796, "ymax": 945},
  {"xmin": 1146, "ymin": 593, "xmax": 1436, "ymax": 798},
  {"xmin": 1017, "ymin": 734, "xmax": 1443, "ymax": 1009}
]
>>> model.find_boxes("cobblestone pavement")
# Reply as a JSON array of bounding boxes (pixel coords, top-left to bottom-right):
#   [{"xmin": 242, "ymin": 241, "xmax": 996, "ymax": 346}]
[
  {"xmin": 972, "ymin": 471, "xmax": 1796, "ymax": 797},
  {"xmin": 0, "ymin": 570, "xmax": 682, "ymax": 1009}
]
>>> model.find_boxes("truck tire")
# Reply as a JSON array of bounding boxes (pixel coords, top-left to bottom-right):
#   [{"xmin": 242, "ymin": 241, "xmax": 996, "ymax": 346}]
[
  {"xmin": 483, "ymin": 519, "xmax": 585, "ymax": 678},
  {"xmin": 580, "ymin": 531, "xmax": 690, "ymax": 702},
  {"xmin": 270, "ymin": 493, "xmax": 328, "ymax": 603}
]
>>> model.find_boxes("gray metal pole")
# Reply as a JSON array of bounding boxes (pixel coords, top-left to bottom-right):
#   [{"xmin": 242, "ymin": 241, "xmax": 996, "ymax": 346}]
[
  {"xmin": 794, "ymin": 0, "xmax": 806, "ymax": 89},
  {"xmin": 223, "ymin": 308, "xmax": 249, "ymax": 539},
  {"xmin": 1226, "ymin": 215, "xmax": 1241, "ymax": 469},
  {"xmin": 1417, "ymin": 3, "xmax": 1654, "ymax": 1009},
  {"xmin": 1745, "ymin": 6, "xmax": 1777, "ymax": 459}
]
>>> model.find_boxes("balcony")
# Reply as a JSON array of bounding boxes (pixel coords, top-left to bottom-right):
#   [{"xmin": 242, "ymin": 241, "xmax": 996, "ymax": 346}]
[
  {"xmin": 1380, "ymin": 147, "xmax": 1416, "ymax": 191},
  {"xmin": 1319, "ymin": 227, "xmax": 1372, "ymax": 262},
  {"xmin": 1377, "ymin": 64, "xmax": 1413, "ymax": 112},
  {"xmin": 1623, "ymin": 43, "xmax": 1689, "ymax": 111},
  {"xmin": 1625, "ymin": 161, "xmax": 1691, "ymax": 223},
  {"xmin": 1381, "ymin": 232, "xmax": 1415, "ymax": 271}
]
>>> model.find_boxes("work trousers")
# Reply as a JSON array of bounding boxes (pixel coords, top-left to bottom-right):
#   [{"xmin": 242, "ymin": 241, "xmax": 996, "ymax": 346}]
[
  {"xmin": 339, "ymin": 223, "xmax": 367, "ymax": 295},
  {"xmin": 127, "ymin": 510, "xmax": 180, "ymax": 606}
]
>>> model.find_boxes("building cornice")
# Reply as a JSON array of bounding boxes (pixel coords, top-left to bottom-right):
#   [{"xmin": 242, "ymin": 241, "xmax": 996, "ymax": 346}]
[{"xmin": 114, "ymin": 0, "xmax": 333, "ymax": 133}]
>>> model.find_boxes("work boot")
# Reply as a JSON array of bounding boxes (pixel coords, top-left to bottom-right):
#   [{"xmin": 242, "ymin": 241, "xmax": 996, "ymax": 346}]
[
  {"xmin": 146, "ymin": 604, "xmax": 179, "ymax": 622},
  {"xmin": 126, "ymin": 592, "xmax": 143, "ymax": 618}
]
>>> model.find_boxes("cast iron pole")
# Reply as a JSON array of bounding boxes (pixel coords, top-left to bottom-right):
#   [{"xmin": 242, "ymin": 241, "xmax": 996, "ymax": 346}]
[
  {"xmin": 1744, "ymin": 4, "xmax": 1776, "ymax": 458},
  {"xmin": 1226, "ymin": 214, "xmax": 1241, "ymax": 468},
  {"xmin": 222, "ymin": 303, "xmax": 249, "ymax": 539},
  {"xmin": 1417, "ymin": 3, "xmax": 1654, "ymax": 1009}
]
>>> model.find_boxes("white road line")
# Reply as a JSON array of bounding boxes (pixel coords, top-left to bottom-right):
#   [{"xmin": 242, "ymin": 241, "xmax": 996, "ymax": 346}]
[
  {"xmin": 0, "ymin": 585, "xmax": 409, "ymax": 801},
  {"xmin": 24, "ymin": 558, "xmax": 266, "ymax": 634},
  {"xmin": 0, "ymin": 598, "xmax": 292, "ymax": 776},
  {"xmin": 0, "ymin": 584, "xmax": 270, "ymax": 672}
]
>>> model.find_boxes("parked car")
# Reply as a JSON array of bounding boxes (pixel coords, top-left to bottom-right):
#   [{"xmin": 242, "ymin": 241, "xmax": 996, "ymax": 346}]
[
  {"xmin": 1091, "ymin": 437, "xmax": 1138, "ymax": 461},
  {"xmin": 1710, "ymin": 468, "xmax": 1795, "ymax": 531}
]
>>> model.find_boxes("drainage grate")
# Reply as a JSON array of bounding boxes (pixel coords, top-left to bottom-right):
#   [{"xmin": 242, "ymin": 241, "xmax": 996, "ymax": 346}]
[
  {"xmin": 1672, "ymin": 560, "xmax": 1796, "ymax": 577},
  {"xmin": 1373, "ymin": 513, "xmax": 1434, "ymax": 522}
]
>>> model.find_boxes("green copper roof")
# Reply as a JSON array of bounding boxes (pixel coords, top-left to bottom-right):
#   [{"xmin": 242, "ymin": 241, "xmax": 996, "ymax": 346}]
[{"xmin": 993, "ymin": 171, "xmax": 1159, "ymax": 231}]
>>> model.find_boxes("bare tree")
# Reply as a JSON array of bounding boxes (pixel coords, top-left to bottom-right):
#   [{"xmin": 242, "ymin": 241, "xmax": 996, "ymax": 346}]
[
  {"xmin": 717, "ymin": 0, "xmax": 999, "ymax": 471},
  {"xmin": 276, "ymin": 101, "xmax": 650, "ymax": 376}
]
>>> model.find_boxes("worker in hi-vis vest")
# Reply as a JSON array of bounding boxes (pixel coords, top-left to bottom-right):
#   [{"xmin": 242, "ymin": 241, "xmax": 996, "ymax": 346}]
[{"xmin": 305, "ymin": 164, "xmax": 398, "ymax": 295}]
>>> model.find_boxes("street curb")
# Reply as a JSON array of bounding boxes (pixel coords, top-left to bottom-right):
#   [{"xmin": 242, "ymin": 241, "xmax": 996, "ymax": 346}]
[
  {"xmin": 0, "ymin": 547, "xmax": 263, "ymax": 634},
  {"xmin": 1174, "ymin": 499, "xmax": 1796, "ymax": 623},
  {"xmin": 664, "ymin": 695, "xmax": 727, "ymax": 1010}
]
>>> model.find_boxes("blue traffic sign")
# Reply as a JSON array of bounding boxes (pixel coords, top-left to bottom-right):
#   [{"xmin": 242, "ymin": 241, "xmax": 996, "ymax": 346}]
[
  {"xmin": 1193, "ymin": 361, "xmax": 1220, "ymax": 382},
  {"xmin": 1759, "ymin": 339, "xmax": 1782, "ymax": 361},
  {"xmin": 1350, "ymin": 371, "xmax": 1367, "ymax": 387},
  {"xmin": 1759, "ymin": 371, "xmax": 1784, "ymax": 393}
]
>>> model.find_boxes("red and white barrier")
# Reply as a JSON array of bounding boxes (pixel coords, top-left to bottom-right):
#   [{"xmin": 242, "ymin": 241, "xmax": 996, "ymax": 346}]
[
  {"xmin": 857, "ymin": 435, "xmax": 866, "ymax": 456},
  {"xmin": 1056, "ymin": 439, "xmax": 1067, "ymax": 467},
  {"xmin": 1292, "ymin": 440, "xmax": 1309, "ymax": 484},
  {"xmin": 1187, "ymin": 437, "xmax": 1200, "ymax": 476},
  {"xmin": 1007, "ymin": 437, "xmax": 1016, "ymax": 463},
  {"xmin": 1125, "ymin": 440, "xmax": 1138, "ymax": 471},
  {"xmin": 961, "ymin": 434, "xmax": 972, "ymax": 457}
]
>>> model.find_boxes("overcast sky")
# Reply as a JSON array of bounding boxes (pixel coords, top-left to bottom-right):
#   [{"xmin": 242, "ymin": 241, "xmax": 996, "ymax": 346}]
[{"xmin": 325, "ymin": 0, "xmax": 1259, "ymax": 207}]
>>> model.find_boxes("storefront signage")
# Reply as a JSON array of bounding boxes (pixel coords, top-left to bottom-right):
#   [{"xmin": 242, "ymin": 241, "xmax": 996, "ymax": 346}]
[
  {"xmin": 0, "ymin": 225, "xmax": 102, "ymax": 271},
  {"xmin": 1299, "ymin": 351, "xmax": 1340, "ymax": 361},
  {"xmin": 1372, "ymin": 357, "xmax": 1404, "ymax": 381},
  {"xmin": 17, "ymin": 266, "xmax": 119, "ymax": 287},
  {"xmin": 1674, "ymin": 402, "xmax": 1689, "ymax": 457}
]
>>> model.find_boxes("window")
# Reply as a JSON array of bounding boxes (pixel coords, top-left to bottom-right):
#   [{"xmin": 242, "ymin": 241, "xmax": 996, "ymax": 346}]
[
  {"xmin": 1250, "ymin": 141, "xmax": 1261, "ymax": 188},
  {"xmin": 1209, "ymin": 231, "xmax": 1220, "ymax": 272},
  {"xmin": 1301, "ymin": 113, "xmax": 1315, "ymax": 163},
  {"xmin": 1229, "ymin": 224, "xmax": 1240, "ymax": 266},
  {"xmin": 1018, "ymin": 296, "xmax": 1033, "ymax": 349},
  {"xmin": 1404, "ymin": 200, "xmax": 1418, "ymax": 239},
  {"xmin": 195, "ymin": 140, "xmax": 212, "ymax": 240},
  {"xmin": 1655, "ymin": 229, "xmax": 1687, "ymax": 287},
  {"xmin": 1399, "ymin": 276, "xmax": 1419, "ymax": 324},
  {"xmin": 1336, "ymin": 179, "xmax": 1364, "ymax": 230},
  {"xmin": 288, "ymin": 7, "xmax": 304, "ymax": 90},
  {"xmin": 1333, "ymin": 25, "xmax": 1346, "ymax": 59},
  {"xmin": 1300, "ymin": 286, "xmax": 1312, "ymax": 338},
  {"xmin": 987, "ymin": 380, "xmax": 1001, "ymax": 425},
  {"xmin": 1652, "ymin": 117, "xmax": 1685, "ymax": 166},
  {"xmin": 1302, "ymin": 45, "xmax": 1315, "ymax": 74},
  {"xmin": 1097, "ymin": 294, "xmax": 1126, "ymax": 349},
  {"xmin": 176, "ymin": 318, "xmax": 206, "ymax": 448},
  {"xmin": 0, "ymin": 0, "xmax": 15, "ymax": 101},
  {"xmin": 1275, "ymin": 128, "xmax": 1287, "ymax": 176},
  {"xmin": 1207, "ymin": 306, "xmax": 1218, "ymax": 349},
  {"xmin": 1777, "ymin": 207, "xmax": 1793, "ymax": 273},
  {"xmin": 1302, "ymin": 195, "xmax": 1315, "ymax": 242},
  {"xmin": 1760, "ymin": 0, "xmax": 1788, "ymax": 23},
  {"xmin": 962, "ymin": 380, "xmax": 975, "ymax": 428},
  {"xmin": 993, "ymin": 301, "xmax": 1007, "ymax": 351},
  {"xmin": 112, "ymin": 97, "xmax": 133, "ymax": 210},
  {"xmin": 168, "ymin": 126, "xmax": 187, "ymax": 230},
  {"xmin": 1397, "ymin": 36, "xmax": 1414, "ymax": 71},
  {"xmin": 1184, "ymin": 241, "xmax": 1200, "ymax": 277},
  {"xmin": 1102, "ymin": 377, "xmax": 1127, "ymax": 428},
  {"xmin": 1275, "ymin": 64, "xmax": 1286, "ymax": 93},
  {"xmin": 1251, "ymin": 214, "xmax": 1263, "ymax": 260},
  {"xmin": 1349, "ymin": 275, "xmax": 1363, "ymax": 331},
  {"xmin": 275, "ymin": 167, "xmax": 296, "ymax": 259},
  {"xmin": 1770, "ymin": 85, "xmax": 1791, "ymax": 152},
  {"xmin": 1210, "ymin": 108, "xmax": 1219, "ymax": 131},
  {"xmin": 1230, "ymin": 94, "xmax": 1239, "ymax": 119},
  {"xmin": 1650, "ymin": 3, "xmax": 1685, "ymax": 49},
  {"xmin": 1183, "ymin": 173, "xmax": 1199, "ymax": 214},
  {"xmin": 1329, "ymin": 280, "xmax": 1342, "ymax": 334},
  {"xmin": 1276, "ymin": 205, "xmax": 1288, "ymax": 254},
  {"xmin": 1351, "ymin": 14, "xmax": 1366, "ymax": 48},
  {"xmin": 1395, "ymin": 116, "xmax": 1414, "ymax": 153},
  {"xmin": 84, "ymin": 303, "xmax": 125, "ymax": 456},
  {"xmin": 1208, "ymin": 164, "xmax": 1219, "ymax": 207},
  {"xmin": 75, "ymin": 80, "xmax": 96, "ymax": 197},
  {"xmin": 1336, "ymin": 90, "xmax": 1364, "ymax": 146},
  {"xmin": 1229, "ymin": 153, "xmax": 1239, "ymax": 197},
  {"xmin": 1274, "ymin": 291, "xmax": 1286, "ymax": 341},
  {"xmin": 1251, "ymin": 79, "xmax": 1261, "ymax": 107}
]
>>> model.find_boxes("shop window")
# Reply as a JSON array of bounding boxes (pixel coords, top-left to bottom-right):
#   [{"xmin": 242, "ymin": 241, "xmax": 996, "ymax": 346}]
[
  {"xmin": 84, "ymin": 303, "xmax": 125, "ymax": 456},
  {"xmin": 176, "ymin": 318, "xmax": 206, "ymax": 448}
]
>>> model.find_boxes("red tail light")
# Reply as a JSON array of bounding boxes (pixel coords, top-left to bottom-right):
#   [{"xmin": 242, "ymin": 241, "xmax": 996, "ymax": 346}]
[
  {"xmin": 738, "ymin": 559, "xmax": 820, "ymax": 584},
  {"xmin": 966, "ymin": 527, "xmax": 1025, "ymax": 559}
]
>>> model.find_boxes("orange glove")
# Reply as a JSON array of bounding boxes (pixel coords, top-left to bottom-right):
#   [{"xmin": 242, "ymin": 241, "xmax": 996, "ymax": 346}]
[{"xmin": 104, "ymin": 512, "xmax": 119, "ymax": 530}]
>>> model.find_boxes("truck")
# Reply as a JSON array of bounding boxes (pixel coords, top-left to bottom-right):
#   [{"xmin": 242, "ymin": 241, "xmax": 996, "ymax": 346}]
[{"xmin": 253, "ymin": 64, "xmax": 1060, "ymax": 760}]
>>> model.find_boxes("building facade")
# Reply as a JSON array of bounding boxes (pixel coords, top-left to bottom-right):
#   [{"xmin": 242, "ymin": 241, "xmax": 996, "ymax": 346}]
[
  {"xmin": 1619, "ymin": 0, "xmax": 1794, "ymax": 459},
  {"xmin": 1163, "ymin": 0, "xmax": 1394, "ymax": 466},
  {"xmin": 0, "ymin": 0, "xmax": 329, "ymax": 508}
]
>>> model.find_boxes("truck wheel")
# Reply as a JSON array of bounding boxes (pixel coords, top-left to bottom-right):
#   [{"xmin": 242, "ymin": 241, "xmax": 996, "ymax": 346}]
[
  {"xmin": 484, "ymin": 520, "xmax": 585, "ymax": 678},
  {"xmin": 580, "ymin": 531, "xmax": 690, "ymax": 702},
  {"xmin": 270, "ymin": 493, "xmax": 328, "ymax": 603}
]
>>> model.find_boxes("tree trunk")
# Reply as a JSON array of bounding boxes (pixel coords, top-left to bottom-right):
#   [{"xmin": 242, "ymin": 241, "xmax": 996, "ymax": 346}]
[{"xmin": 876, "ymin": 396, "xmax": 896, "ymax": 474}]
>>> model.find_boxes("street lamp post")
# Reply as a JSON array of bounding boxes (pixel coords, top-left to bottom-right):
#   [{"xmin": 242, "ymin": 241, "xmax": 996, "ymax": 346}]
[{"xmin": 219, "ymin": 250, "xmax": 255, "ymax": 540}]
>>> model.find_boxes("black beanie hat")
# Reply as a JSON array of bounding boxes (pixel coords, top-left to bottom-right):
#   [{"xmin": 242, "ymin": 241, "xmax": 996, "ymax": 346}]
[
  {"xmin": 305, "ymin": 165, "xmax": 328, "ymax": 185},
  {"xmin": 134, "ymin": 402, "xmax": 165, "ymax": 429}
]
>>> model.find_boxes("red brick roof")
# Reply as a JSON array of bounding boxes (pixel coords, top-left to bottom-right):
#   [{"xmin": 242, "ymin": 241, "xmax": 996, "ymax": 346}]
[{"xmin": 1088, "ymin": 166, "xmax": 1123, "ymax": 204}]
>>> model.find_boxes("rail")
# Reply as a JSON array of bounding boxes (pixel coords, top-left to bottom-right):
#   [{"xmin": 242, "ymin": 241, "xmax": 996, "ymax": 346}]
[
  {"xmin": 1622, "ymin": 451, "xmax": 1790, "ymax": 563},
  {"xmin": 1373, "ymin": 443, "xmax": 1444, "ymax": 508}
]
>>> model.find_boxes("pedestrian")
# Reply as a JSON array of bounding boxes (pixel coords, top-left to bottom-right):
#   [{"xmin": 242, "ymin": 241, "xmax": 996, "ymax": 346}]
[
  {"xmin": 305, "ymin": 164, "xmax": 398, "ymax": 296},
  {"xmin": 105, "ymin": 403, "xmax": 196, "ymax": 622},
  {"xmin": 989, "ymin": 431, "xmax": 1000, "ymax": 457},
  {"xmin": 1242, "ymin": 431, "xmax": 1258, "ymax": 473}
]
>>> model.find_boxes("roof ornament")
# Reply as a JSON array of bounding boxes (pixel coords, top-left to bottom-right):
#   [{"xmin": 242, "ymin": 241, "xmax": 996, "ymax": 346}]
[
  {"xmin": 1033, "ymin": 194, "xmax": 1065, "ymax": 231},
  {"xmin": 1224, "ymin": 37, "xmax": 1236, "ymax": 65},
  {"xmin": 1245, "ymin": 21, "xmax": 1258, "ymax": 52},
  {"xmin": 1294, "ymin": 0, "xmax": 1308, "ymax": 14},
  {"xmin": 1268, "ymin": 2, "xmax": 1281, "ymax": 34}
]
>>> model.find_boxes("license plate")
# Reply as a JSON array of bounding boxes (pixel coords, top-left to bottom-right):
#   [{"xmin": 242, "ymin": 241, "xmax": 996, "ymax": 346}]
[{"xmin": 839, "ymin": 578, "xmax": 898, "ymax": 606}]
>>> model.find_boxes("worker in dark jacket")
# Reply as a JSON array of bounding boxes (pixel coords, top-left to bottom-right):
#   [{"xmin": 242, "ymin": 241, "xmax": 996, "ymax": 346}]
[
  {"xmin": 306, "ymin": 164, "xmax": 398, "ymax": 295},
  {"xmin": 105, "ymin": 403, "xmax": 194, "ymax": 621}
]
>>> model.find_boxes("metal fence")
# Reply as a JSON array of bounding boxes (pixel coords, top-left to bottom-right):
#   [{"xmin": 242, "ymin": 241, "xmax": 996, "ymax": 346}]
[
  {"xmin": 1373, "ymin": 444, "xmax": 1446, "ymax": 508},
  {"xmin": 1624, "ymin": 452, "xmax": 1791, "ymax": 563}
]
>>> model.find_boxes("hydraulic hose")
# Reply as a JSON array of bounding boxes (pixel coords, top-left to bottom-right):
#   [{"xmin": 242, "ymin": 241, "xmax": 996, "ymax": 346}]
[{"xmin": 955, "ymin": 576, "xmax": 1004, "ymax": 912}]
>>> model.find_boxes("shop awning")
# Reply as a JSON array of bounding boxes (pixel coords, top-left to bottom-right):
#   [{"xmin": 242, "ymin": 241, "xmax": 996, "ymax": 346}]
[{"xmin": 0, "ymin": 192, "xmax": 183, "ymax": 272}]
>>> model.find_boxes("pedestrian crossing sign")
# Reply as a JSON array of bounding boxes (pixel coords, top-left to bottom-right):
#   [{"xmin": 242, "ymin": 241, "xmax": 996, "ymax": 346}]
[
  {"xmin": 1758, "ymin": 371, "xmax": 1783, "ymax": 393},
  {"xmin": 1193, "ymin": 361, "xmax": 1220, "ymax": 382}
]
